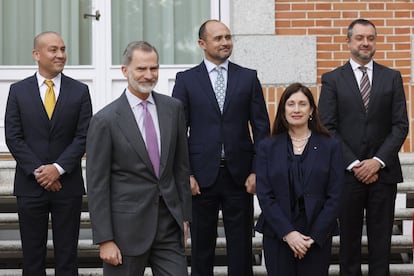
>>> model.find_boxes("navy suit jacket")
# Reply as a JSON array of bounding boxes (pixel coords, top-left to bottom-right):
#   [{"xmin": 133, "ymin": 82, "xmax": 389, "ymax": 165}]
[
  {"xmin": 319, "ymin": 61, "xmax": 408, "ymax": 184},
  {"xmin": 255, "ymin": 133, "xmax": 344, "ymax": 247},
  {"xmin": 172, "ymin": 61, "xmax": 270, "ymax": 187},
  {"xmin": 5, "ymin": 73, "xmax": 92, "ymax": 197}
]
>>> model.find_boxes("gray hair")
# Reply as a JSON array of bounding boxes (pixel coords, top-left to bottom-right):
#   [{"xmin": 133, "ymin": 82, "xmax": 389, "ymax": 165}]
[{"xmin": 122, "ymin": 41, "xmax": 159, "ymax": 66}]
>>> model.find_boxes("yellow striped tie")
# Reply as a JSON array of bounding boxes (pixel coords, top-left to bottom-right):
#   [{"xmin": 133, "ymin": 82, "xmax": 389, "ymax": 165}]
[{"xmin": 44, "ymin": 80, "xmax": 56, "ymax": 119}]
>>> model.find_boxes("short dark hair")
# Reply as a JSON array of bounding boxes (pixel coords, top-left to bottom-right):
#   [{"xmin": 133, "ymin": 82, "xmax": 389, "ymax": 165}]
[
  {"xmin": 198, "ymin": 19, "xmax": 221, "ymax": 40},
  {"xmin": 347, "ymin": 19, "xmax": 377, "ymax": 40},
  {"xmin": 272, "ymin": 83, "xmax": 330, "ymax": 137},
  {"xmin": 122, "ymin": 41, "xmax": 159, "ymax": 66}
]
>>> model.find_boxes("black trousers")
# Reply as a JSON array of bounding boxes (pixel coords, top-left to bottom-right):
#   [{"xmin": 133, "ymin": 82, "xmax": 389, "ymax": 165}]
[
  {"xmin": 17, "ymin": 193, "xmax": 82, "ymax": 276},
  {"xmin": 339, "ymin": 180, "xmax": 397, "ymax": 276},
  {"xmin": 190, "ymin": 165, "xmax": 254, "ymax": 276}
]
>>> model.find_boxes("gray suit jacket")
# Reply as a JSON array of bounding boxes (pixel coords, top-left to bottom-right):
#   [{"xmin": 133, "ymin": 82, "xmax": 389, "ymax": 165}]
[{"xmin": 86, "ymin": 91, "xmax": 191, "ymax": 255}]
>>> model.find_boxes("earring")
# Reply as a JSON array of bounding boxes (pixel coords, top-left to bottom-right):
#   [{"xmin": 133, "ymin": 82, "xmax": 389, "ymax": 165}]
[{"xmin": 309, "ymin": 115, "xmax": 313, "ymax": 121}]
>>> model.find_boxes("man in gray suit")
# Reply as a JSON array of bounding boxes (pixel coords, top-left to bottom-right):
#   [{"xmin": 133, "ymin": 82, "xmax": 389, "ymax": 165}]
[{"xmin": 86, "ymin": 41, "xmax": 191, "ymax": 276}]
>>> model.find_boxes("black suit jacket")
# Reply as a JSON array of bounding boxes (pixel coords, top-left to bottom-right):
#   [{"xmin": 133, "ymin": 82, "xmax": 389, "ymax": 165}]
[
  {"xmin": 5, "ymin": 73, "xmax": 92, "ymax": 197},
  {"xmin": 318, "ymin": 61, "xmax": 408, "ymax": 184},
  {"xmin": 172, "ymin": 61, "xmax": 270, "ymax": 187}
]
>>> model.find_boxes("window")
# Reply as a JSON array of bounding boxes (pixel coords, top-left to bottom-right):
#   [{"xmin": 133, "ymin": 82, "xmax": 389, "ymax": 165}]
[
  {"xmin": 111, "ymin": 0, "xmax": 210, "ymax": 65},
  {"xmin": 0, "ymin": 0, "xmax": 210, "ymax": 65},
  {"xmin": 0, "ymin": 0, "xmax": 92, "ymax": 65}
]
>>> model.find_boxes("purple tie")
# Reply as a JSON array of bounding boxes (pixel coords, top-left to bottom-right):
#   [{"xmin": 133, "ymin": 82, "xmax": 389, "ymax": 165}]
[{"xmin": 141, "ymin": 101, "xmax": 160, "ymax": 177}]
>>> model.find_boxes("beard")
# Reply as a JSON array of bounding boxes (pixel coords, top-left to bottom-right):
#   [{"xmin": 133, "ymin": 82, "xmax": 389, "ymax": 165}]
[
  {"xmin": 351, "ymin": 47, "xmax": 375, "ymax": 62},
  {"xmin": 129, "ymin": 76, "xmax": 157, "ymax": 94}
]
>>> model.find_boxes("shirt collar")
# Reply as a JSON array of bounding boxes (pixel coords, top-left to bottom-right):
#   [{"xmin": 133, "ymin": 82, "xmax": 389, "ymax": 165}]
[
  {"xmin": 125, "ymin": 88, "xmax": 156, "ymax": 109},
  {"xmin": 36, "ymin": 72, "xmax": 62, "ymax": 88},
  {"xmin": 204, "ymin": 59, "xmax": 229, "ymax": 74},
  {"xmin": 350, "ymin": 58, "xmax": 373, "ymax": 72}
]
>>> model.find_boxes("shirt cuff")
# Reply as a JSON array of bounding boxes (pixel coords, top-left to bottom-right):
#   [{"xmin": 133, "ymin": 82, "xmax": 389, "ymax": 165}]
[
  {"xmin": 53, "ymin": 163, "xmax": 65, "ymax": 175},
  {"xmin": 373, "ymin": 156, "xmax": 386, "ymax": 168},
  {"xmin": 346, "ymin": 160, "xmax": 360, "ymax": 171}
]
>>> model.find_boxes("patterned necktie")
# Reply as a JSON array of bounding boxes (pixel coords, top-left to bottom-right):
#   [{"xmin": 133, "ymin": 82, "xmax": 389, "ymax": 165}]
[
  {"xmin": 214, "ymin": 66, "xmax": 226, "ymax": 113},
  {"xmin": 359, "ymin": 66, "xmax": 371, "ymax": 111},
  {"xmin": 141, "ymin": 100, "xmax": 160, "ymax": 177},
  {"xmin": 44, "ymin": 80, "xmax": 56, "ymax": 119}
]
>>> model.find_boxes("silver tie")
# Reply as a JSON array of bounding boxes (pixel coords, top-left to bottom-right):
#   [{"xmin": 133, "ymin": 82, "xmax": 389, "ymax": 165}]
[{"xmin": 214, "ymin": 66, "xmax": 226, "ymax": 113}]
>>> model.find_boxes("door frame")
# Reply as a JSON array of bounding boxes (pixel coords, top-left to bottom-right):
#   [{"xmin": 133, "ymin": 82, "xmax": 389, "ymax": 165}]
[{"xmin": 0, "ymin": 0, "xmax": 228, "ymax": 152}]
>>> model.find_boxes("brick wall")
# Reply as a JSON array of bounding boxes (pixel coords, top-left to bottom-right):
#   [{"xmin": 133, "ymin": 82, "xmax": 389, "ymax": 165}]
[{"xmin": 264, "ymin": 0, "xmax": 414, "ymax": 152}]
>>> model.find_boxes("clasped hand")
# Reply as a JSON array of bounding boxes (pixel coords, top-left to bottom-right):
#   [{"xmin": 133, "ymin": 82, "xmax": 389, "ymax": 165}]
[
  {"xmin": 34, "ymin": 164, "xmax": 61, "ymax": 192},
  {"xmin": 284, "ymin": 231, "xmax": 314, "ymax": 259},
  {"xmin": 352, "ymin": 159, "xmax": 381, "ymax": 185}
]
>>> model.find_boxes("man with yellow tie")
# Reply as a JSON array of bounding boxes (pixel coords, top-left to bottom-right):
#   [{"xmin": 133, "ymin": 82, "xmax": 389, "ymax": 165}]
[{"xmin": 4, "ymin": 31, "xmax": 93, "ymax": 276}]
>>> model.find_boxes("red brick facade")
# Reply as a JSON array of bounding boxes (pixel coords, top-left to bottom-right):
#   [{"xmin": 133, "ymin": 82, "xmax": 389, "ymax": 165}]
[{"xmin": 263, "ymin": 0, "xmax": 414, "ymax": 152}]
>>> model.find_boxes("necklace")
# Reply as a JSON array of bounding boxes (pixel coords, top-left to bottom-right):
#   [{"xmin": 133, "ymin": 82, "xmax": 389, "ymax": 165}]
[
  {"xmin": 290, "ymin": 131, "xmax": 311, "ymax": 152},
  {"xmin": 290, "ymin": 131, "xmax": 312, "ymax": 142},
  {"xmin": 292, "ymin": 140, "xmax": 308, "ymax": 152}
]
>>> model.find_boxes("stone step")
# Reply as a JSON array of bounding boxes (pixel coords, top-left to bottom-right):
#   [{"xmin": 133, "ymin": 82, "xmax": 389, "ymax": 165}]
[
  {"xmin": 0, "ymin": 155, "xmax": 412, "ymax": 276},
  {"xmin": 400, "ymin": 153, "xmax": 414, "ymax": 182},
  {"xmin": 398, "ymin": 182, "xmax": 414, "ymax": 193},
  {"xmin": 0, "ymin": 264, "xmax": 414, "ymax": 276},
  {"xmin": 0, "ymin": 235, "xmax": 411, "ymax": 262},
  {"xmin": 332, "ymin": 235, "xmax": 413, "ymax": 254},
  {"xmin": 0, "ymin": 154, "xmax": 414, "ymax": 188},
  {"xmin": 0, "ymin": 208, "xmax": 412, "ymax": 229},
  {"xmin": 0, "ymin": 237, "xmax": 264, "ymax": 260},
  {"xmin": 0, "ymin": 187, "xmax": 412, "ymax": 208}
]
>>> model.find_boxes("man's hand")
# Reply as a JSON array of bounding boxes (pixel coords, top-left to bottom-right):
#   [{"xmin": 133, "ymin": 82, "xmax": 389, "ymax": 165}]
[
  {"xmin": 44, "ymin": 180, "xmax": 62, "ymax": 192},
  {"xmin": 284, "ymin": 231, "xmax": 314, "ymax": 259},
  {"xmin": 245, "ymin": 173, "xmax": 256, "ymax": 194},
  {"xmin": 99, "ymin": 240, "xmax": 122, "ymax": 266},
  {"xmin": 363, "ymin": 173, "xmax": 379, "ymax": 185},
  {"xmin": 184, "ymin": 221, "xmax": 190, "ymax": 247},
  {"xmin": 35, "ymin": 165, "xmax": 60, "ymax": 188},
  {"xmin": 190, "ymin": 175, "xmax": 201, "ymax": 195},
  {"xmin": 352, "ymin": 159, "xmax": 381, "ymax": 184}
]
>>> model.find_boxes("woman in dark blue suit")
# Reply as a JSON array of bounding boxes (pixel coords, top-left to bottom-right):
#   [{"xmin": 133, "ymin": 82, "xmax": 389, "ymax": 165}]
[{"xmin": 255, "ymin": 83, "xmax": 344, "ymax": 275}]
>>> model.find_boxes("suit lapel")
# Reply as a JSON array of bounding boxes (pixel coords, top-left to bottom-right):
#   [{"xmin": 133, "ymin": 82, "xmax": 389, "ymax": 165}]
[
  {"xmin": 368, "ymin": 61, "xmax": 383, "ymax": 114},
  {"xmin": 341, "ymin": 62, "xmax": 371, "ymax": 113},
  {"xmin": 49, "ymin": 74, "xmax": 70, "ymax": 129},
  {"xmin": 27, "ymin": 75, "xmax": 53, "ymax": 129},
  {"xmin": 274, "ymin": 133, "xmax": 290, "ymax": 188},
  {"xmin": 302, "ymin": 135, "xmax": 318, "ymax": 188},
  {"xmin": 154, "ymin": 93, "xmax": 172, "ymax": 177},
  {"xmin": 223, "ymin": 62, "xmax": 239, "ymax": 114},
  {"xmin": 115, "ymin": 93, "xmax": 155, "ymax": 174},
  {"xmin": 196, "ymin": 63, "xmax": 222, "ymax": 114}
]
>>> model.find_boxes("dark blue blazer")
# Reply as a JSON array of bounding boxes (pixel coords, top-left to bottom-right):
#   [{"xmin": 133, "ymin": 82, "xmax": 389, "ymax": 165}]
[
  {"xmin": 172, "ymin": 61, "xmax": 270, "ymax": 187},
  {"xmin": 5, "ymin": 73, "xmax": 92, "ymax": 197},
  {"xmin": 255, "ymin": 133, "xmax": 344, "ymax": 247}
]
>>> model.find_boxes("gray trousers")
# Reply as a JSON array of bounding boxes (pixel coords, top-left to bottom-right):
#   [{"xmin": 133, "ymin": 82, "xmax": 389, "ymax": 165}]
[{"xmin": 103, "ymin": 198, "xmax": 188, "ymax": 276}]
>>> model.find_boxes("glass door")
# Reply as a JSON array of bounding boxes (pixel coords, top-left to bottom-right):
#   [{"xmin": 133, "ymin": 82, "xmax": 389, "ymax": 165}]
[
  {"xmin": 0, "ymin": 0, "xmax": 92, "ymax": 65},
  {"xmin": 0, "ymin": 0, "xmax": 226, "ymax": 152}
]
